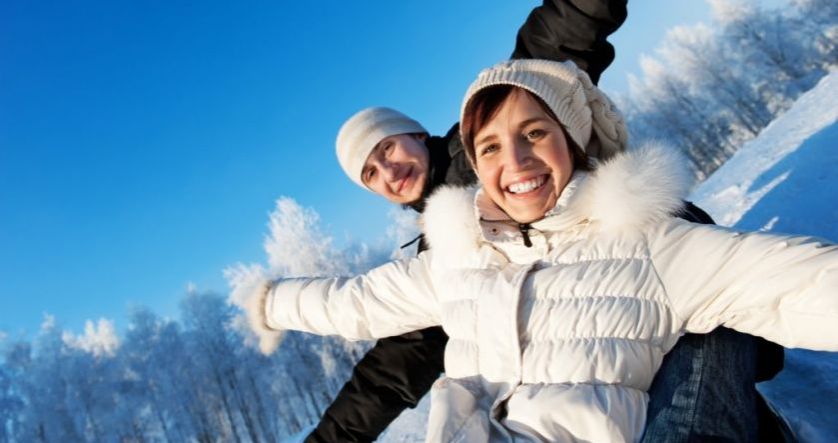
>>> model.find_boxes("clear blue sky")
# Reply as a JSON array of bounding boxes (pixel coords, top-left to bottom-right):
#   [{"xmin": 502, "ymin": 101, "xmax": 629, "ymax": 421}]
[{"xmin": 1, "ymin": 1, "xmax": 757, "ymax": 337}]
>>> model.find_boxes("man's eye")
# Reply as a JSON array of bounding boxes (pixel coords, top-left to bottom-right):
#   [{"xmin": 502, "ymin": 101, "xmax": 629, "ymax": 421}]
[
  {"xmin": 383, "ymin": 142, "xmax": 394, "ymax": 153},
  {"xmin": 364, "ymin": 169, "xmax": 376, "ymax": 181}
]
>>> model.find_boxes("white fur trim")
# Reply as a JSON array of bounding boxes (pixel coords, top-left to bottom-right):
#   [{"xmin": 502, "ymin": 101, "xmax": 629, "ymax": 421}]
[
  {"xmin": 422, "ymin": 143, "xmax": 693, "ymax": 260},
  {"xmin": 421, "ymin": 185, "xmax": 483, "ymax": 268},
  {"xmin": 577, "ymin": 143, "xmax": 693, "ymax": 232}
]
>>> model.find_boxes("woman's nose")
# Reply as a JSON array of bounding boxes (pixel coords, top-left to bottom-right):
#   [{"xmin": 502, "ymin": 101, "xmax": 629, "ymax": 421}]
[{"xmin": 504, "ymin": 142, "xmax": 532, "ymax": 170}]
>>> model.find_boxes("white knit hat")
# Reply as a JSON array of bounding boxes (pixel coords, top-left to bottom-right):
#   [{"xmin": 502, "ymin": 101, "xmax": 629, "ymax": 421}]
[
  {"xmin": 460, "ymin": 59, "xmax": 628, "ymax": 161},
  {"xmin": 336, "ymin": 107, "xmax": 428, "ymax": 189}
]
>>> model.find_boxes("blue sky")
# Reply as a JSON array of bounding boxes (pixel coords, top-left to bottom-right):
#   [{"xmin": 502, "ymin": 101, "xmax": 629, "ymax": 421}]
[{"xmin": 0, "ymin": 1, "xmax": 753, "ymax": 337}]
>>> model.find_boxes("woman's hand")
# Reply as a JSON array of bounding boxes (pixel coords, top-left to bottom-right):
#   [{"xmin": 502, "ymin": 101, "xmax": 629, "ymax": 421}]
[{"xmin": 227, "ymin": 265, "xmax": 284, "ymax": 355}]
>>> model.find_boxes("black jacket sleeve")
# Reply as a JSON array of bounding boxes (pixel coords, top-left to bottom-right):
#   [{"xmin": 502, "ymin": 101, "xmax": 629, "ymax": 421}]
[
  {"xmin": 306, "ymin": 328, "xmax": 447, "ymax": 443},
  {"xmin": 511, "ymin": 0, "xmax": 628, "ymax": 85}
]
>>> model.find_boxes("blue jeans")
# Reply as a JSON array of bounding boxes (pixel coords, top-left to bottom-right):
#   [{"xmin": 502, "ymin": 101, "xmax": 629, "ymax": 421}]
[{"xmin": 641, "ymin": 327, "xmax": 769, "ymax": 443}]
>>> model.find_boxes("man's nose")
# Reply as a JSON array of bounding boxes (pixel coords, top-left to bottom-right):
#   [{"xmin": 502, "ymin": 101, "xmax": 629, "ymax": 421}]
[{"xmin": 379, "ymin": 160, "xmax": 398, "ymax": 181}]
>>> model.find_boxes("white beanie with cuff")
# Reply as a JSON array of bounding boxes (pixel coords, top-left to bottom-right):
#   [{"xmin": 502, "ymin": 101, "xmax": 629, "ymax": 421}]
[
  {"xmin": 336, "ymin": 107, "xmax": 427, "ymax": 190},
  {"xmin": 460, "ymin": 59, "xmax": 628, "ymax": 162}
]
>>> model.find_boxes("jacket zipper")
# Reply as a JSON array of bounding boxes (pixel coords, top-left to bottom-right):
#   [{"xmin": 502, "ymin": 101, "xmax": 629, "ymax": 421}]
[{"xmin": 518, "ymin": 223, "xmax": 533, "ymax": 248}]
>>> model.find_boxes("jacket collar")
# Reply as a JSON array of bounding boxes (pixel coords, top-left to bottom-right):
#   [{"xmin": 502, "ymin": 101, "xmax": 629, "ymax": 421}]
[
  {"xmin": 421, "ymin": 143, "xmax": 694, "ymax": 262},
  {"xmin": 473, "ymin": 172, "xmax": 590, "ymax": 245}
]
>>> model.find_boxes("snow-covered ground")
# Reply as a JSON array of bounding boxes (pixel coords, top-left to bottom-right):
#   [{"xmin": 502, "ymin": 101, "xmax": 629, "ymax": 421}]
[
  {"xmin": 692, "ymin": 70, "xmax": 838, "ymax": 443},
  {"xmin": 691, "ymin": 70, "xmax": 838, "ymax": 236},
  {"xmin": 285, "ymin": 70, "xmax": 838, "ymax": 442}
]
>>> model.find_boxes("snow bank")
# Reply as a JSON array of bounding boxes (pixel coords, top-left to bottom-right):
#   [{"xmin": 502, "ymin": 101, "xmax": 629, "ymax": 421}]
[{"xmin": 693, "ymin": 69, "xmax": 838, "ymax": 443}]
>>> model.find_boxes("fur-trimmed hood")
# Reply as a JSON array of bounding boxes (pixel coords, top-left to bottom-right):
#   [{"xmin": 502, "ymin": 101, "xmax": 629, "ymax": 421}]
[{"xmin": 422, "ymin": 143, "xmax": 693, "ymax": 264}]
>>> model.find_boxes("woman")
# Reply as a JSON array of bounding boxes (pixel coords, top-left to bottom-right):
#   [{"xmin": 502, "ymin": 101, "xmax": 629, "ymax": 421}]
[{"xmin": 244, "ymin": 60, "xmax": 838, "ymax": 442}]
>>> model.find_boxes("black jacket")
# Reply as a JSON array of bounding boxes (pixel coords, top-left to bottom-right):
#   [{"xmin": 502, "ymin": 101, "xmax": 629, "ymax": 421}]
[{"xmin": 512, "ymin": 0, "xmax": 627, "ymax": 85}]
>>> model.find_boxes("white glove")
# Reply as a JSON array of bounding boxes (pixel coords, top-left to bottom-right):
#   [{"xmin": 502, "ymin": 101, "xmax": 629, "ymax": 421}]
[{"xmin": 227, "ymin": 264, "xmax": 284, "ymax": 355}]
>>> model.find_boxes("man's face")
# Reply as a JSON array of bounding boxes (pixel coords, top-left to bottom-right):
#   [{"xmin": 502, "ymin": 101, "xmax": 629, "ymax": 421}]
[{"xmin": 361, "ymin": 133, "xmax": 430, "ymax": 204}]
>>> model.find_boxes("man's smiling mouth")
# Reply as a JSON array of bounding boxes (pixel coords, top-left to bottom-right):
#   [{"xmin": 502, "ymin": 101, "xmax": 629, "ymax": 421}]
[{"xmin": 396, "ymin": 166, "xmax": 414, "ymax": 193}]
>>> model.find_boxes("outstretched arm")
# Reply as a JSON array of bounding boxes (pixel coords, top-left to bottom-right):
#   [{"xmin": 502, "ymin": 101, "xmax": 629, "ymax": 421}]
[
  {"xmin": 651, "ymin": 219, "xmax": 838, "ymax": 351},
  {"xmin": 511, "ymin": 0, "xmax": 628, "ymax": 85},
  {"xmin": 266, "ymin": 253, "xmax": 441, "ymax": 341}
]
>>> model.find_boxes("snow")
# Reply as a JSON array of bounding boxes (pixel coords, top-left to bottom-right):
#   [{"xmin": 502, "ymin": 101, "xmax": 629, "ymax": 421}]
[
  {"xmin": 691, "ymin": 69, "xmax": 838, "ymax": 443},
  {"xmin": 691, "ymin": 69, "xmax": 838, "ymax": 233},
  {"xmin": 62, "ymin": 319, "xmax": 120, "ymax": 357},
  {"xmin": 367, "ymin": 70, "xmax": 838, "ymax": 443}
]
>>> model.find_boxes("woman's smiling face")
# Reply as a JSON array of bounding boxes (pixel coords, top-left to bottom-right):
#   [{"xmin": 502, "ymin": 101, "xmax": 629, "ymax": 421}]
[{"xmin": 472, "ymin": 89, "xmax": 574, "ymax": 223}]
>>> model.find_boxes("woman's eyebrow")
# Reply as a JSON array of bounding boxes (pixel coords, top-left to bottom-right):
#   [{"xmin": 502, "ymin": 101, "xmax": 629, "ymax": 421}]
[
  {"xmin": 474, "ymin": 132, "xmax": 498, "ymax": 147},
  {"xmin": 518, "ymin": 116, "xmax": 550, "ymax": 128},
  {"xmin": 476, "ymin": 116, "xmax": 551, "ymax": 145}
]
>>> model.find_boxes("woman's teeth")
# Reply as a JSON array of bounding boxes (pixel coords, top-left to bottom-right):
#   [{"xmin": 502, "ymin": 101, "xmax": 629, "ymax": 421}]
[{"xmin": 507, "ymin": 176, "xmax": 546, "ymax": 194}]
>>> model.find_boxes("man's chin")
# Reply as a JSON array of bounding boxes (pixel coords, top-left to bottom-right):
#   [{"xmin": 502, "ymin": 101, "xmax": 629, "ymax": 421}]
[
  {"xmin": 396, "ymin": 190, "xmax": 427, "ymax": 210},
  {"xmin": 382, "ymin": 192, "xmax": 417, "ymax": 206},
  {"xmin": 393, "ymin": 194, "xmax": 421, "ymax": 206},
  {"xmin": 393, "ymin": 177, "xmax": 428, "ymax": 208}
]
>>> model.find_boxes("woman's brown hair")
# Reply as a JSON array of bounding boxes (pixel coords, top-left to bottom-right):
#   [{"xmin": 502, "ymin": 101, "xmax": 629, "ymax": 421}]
[{"xmin": 461, "ymin": 85, "xmax": 592, "ymax": 171}]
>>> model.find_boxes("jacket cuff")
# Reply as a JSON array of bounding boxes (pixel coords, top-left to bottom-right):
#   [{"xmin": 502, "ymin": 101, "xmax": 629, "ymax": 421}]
[{"xmin": 249, "ymin": 279, "xmax": 284, "ymax": 355}]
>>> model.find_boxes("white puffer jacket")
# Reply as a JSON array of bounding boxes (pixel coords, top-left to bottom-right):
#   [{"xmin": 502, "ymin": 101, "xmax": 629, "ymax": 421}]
[{"xmin": 265, "ymin": 145, "xmax": 838, "ymax": 442}]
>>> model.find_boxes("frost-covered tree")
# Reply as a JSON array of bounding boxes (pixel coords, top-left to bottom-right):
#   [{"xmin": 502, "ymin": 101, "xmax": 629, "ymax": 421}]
[
  {"xmin": 623, "ymin": 0, "xmax": 837, "ymax": 178},
  {"xmin": 625, "ymin": 55, "xmax": 736, "ymax": 178},
  {"xmin": 121, "ymin": 308, "xmax": 197, "ymax": 442},
  {"xmin": 0, "ymin": 342, "xmax": 27, "ymax": 442},
  {"xmin": 0, "ymin": 196, "xmax": 416, "ymax": 442},
  {"xmin": 14, "ymin": 317, "xmax": 85, "ymax": 442},
  {"xmin": 228, "ymin": 197, "xmax": 401, "ymax": 435},
  {"xmin": 789, "ymin": 0, "xmax": 838, "ymax": 66},
  {"xmin": 710, "ymin": 0, "xmax": 822, "ymax": 111}
]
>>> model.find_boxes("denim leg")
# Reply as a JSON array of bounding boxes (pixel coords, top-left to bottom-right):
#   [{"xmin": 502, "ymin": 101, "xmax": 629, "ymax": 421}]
[{"xmin": 641, "ymin": 327, "xmax": 760, "ymax": 443}]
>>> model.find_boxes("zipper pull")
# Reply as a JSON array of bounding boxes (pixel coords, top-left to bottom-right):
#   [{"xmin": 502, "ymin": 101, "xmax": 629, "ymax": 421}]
[{"xmin": 518, "ymin": 223, "xmax": 533, "ymax": 248}]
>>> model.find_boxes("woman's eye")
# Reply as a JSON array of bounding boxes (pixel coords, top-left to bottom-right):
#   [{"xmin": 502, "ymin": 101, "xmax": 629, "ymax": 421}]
[
  {"xmin": 479, "ymin": 144, "xmax": 499, "ymax": 156},
  {"xmin": 526, "ymin": 129, "xmax": 545, "ymax": 140}
]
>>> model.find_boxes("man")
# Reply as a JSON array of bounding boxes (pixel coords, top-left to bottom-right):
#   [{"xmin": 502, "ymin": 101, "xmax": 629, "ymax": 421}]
[{"xmin": 312, "ymin": 1, "xmax": 784, "ymax": 442}]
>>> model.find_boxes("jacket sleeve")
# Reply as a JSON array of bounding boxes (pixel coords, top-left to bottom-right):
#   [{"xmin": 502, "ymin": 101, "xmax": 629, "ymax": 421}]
[
  {"xmin": 649, "ymin": 219, "xmax": 838, "ymax": 351},
  {"xmin": 511, "ymin": 0, "xmax": 628, "ymax": 85},
  {"xmin": 673, "ymin": 203, "xmax": 785, "ymax": 381},
  {"xmin": 265, "ymin": 253, "xmax": 441, "ymax": 341}
]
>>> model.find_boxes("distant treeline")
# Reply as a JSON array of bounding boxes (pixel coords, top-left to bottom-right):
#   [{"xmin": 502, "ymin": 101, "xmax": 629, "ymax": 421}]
[{"xmin": 1, "ymin": 292, "xmax": 368, "ymax": 442}]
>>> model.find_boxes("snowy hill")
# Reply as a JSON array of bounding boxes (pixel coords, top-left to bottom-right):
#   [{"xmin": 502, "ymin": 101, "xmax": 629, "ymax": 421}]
[
  {"xmin": 378, "ymin": 70, "xmax": 838, "ymax": 443},
  {"xmin": 691, "ymin": 71, "xmax": 838, "ymax": 236},
  {"xmin": 692, "ymin": 70, "xmax": 838, "ymax": 443}
]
